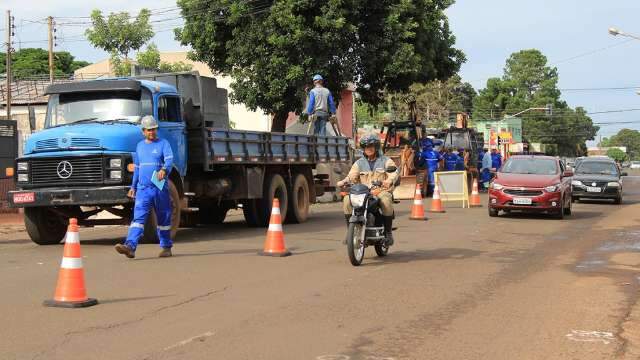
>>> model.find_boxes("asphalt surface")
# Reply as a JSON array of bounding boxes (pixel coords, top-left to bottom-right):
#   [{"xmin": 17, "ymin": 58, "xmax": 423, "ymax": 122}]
[{"xmin": 2, "ymin": 177, "xmax": 640, "ymax": 360}]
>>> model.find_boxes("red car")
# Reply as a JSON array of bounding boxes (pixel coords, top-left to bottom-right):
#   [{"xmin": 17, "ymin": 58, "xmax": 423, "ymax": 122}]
[{"xmin": 488, "ymin": 155, "xmax": 573, "ymax": 219}]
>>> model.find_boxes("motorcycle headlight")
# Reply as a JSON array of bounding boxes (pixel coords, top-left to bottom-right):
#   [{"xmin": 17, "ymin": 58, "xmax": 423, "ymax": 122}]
[
  {"xmin": 491, "ymin": 183, "xmax": 503, "ymax": 190},
  {"xmin": 350, "ymin": 193, "xmax": 367, "ymax": 208},
  {"xmin": 17, "ymin": 162, "xmax": 28, "ymax": 171},
  {"xmin": 571, "ymin": 180, "xmax": 583, "ymax": 186},
  {"xmin": 110, "ymin": 170, "xmax": 122, "ymax": 180},
  {"xmin": 109, "ymin": 158, "xmax": 122, "ymax": 168},
  {"xmin": 544, "ymin": 184, "xmax": 560, "ymax": 192},
  {"xmin": 607, "ymin": 182, "xmax": 621, "ymax": 187},
  {"xmin": 17, "ymin": 173, "xmax": 28, "ymax": 182}
]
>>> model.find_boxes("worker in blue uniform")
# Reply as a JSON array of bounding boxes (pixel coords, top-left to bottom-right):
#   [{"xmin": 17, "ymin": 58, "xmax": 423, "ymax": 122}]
[
  {"xmin": 443, "ymin": 148, "xmax": 460, "ymax": 171},
  {"xmin": 455, "ymin": 148, "xmax": 466, "ymax": 171},
  {"xmin": 115, "ymin": 115, "xmax": 174, "ymax": 259},
  {"xmin": 416, "ymin": 138, "xmax": 442, "ymax": 196},
  {"xmin": 481, "ymin": 147, "xmax": 493, "ymax": 190},
  {"xmin": 491, "ymin": 148, "xmax": 502, "ymax": 171},
  {"xmin": 478, "ymin": 148, "xmax": 488, "ymax": 189}
]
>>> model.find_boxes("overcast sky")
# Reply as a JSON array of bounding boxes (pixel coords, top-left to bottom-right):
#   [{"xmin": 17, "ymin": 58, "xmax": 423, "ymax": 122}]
[{"xmin": 2, "ymin": 0, "xmax": 640, "ymax": 142}]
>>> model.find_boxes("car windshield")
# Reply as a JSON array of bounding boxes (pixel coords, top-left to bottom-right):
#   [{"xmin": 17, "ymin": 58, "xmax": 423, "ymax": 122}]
[
  {"xmin": 576, "ymin": 161, "xmax": 618, "ymax": 176},
  {"xmin": 45, "ymin": 90, "xmax": 153, "ymax": 128},
  {"xmin": 501, "ymin": 158, "xmax": 558, "ymax": 175}
]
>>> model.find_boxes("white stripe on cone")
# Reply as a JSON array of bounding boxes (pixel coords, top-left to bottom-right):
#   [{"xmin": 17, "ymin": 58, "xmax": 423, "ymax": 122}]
[
  {"xmin": 60, "ymin": 257, "xmax": 83, "ymax": 269},
  {"xmin": 268, "ymin": 223, "xmax": 283, "ymax": 232},
  {"xmin": 433, "ymin": 186, "xmax": 441, "ymax": 199},
  {"xmin": 414, "ymin": 200, "xmax": 422, "ymax": 205},
  {"xmin": 64, "ymin": 232, "xmax": 79, "ymax": 244},
  {"xmin": 271, "ymin": 207, "xmax": 281, "ymax": 215}
]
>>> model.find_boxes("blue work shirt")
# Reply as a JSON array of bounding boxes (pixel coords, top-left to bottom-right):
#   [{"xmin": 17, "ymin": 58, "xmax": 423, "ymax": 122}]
[
  {"xmin": 306, "ymin": 86, "xmax": 336, "ymax": 114},
  {"xmin": 131, "ymin": 138, "xmax": 174, "ymax": 190},
  {"xmin": 491, "ymin": 153, "xmax": 502, "ymax": 170},
  {"xmin": 444, "ymin": 153, "xmax": 459, "ymax": 171},
  {"xmin": 481, "ymin": 152, "xmax": 492, "ymax": 171}
]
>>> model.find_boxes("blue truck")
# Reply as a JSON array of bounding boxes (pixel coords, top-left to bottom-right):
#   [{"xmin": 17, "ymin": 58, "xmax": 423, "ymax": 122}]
[{"xmin": 8, "ymin": 72, "xmax": 351, "ymax": 245}]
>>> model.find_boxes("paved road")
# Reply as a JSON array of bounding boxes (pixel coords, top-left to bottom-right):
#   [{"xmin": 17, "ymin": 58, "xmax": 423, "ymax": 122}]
[{"xmin": 2, "ymin": 177, "xmax": 640, "ymax": 360}]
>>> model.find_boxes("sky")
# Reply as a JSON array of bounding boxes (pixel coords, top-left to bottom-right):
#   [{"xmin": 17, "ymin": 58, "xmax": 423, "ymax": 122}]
[{"xmin": 1, "ymin": 0, "xmax": 640, "ymax": 143}]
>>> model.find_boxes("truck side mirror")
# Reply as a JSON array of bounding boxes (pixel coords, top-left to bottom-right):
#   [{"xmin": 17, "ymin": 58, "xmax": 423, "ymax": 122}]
[{"xmin": 386, "ymin": 166, "xmax": 397, "ymax": 173}]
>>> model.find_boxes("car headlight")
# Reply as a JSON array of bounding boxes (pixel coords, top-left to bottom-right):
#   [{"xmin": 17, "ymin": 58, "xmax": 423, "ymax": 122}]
[
  {"xmin": 607, "ymin": 182, "xmax": 621, "ymax": 187},
  {"xmin": 350, "ymin": 193, "xmax": 367, "ymax": 208},
  {"xmin": 571, "ymin": 180, "xmax": 583, "ymax": 186},
  {"xmin": 491, "ymin": 183, "xmax": 503, "ymax": 190},
  {"xmin": 17, "ymin": 162, "xmax": 28, "ymax": 171},
  {"xmin": 109, "ymin": 170, "xmax": 122, "ymax": 180},
  {"xmin": 109, "ymin": 158, "xmax": 122, "ymax": 168},
  {"xmin": 544, "ymin": 184, "xmax": 560, "ymax": 192},
  {"xmin": 17, "ymin": 173, "xmax": 29, "ymax": 182}
]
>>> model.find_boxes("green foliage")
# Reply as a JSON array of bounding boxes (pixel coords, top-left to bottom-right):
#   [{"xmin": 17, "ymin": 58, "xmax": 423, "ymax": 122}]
[
  {"xmin": 176, "ymin": 0, "xmax": 464, "ymax": 131},
  {"xmin": 355, "ymin": 100, "xmax": 388, "ymax": 127},
  {"xmin": 158, "ymin": 61, "xmax": 193, "ymax": 73},
  {"xmin": 606, "ymin": 148, "xmax": 627, "ymax": 162},
  {"xmin": 0, "ymin": 49, "xmax": 91, "ymax": 79},
  {"xmin": 110, "ymin": 53, "xmax": 132, "ymax": 76},
  {"xmin": 473, "ymin": 49, "xmax": 598, "ymax": 157},
  {"xmin": 85, "ymin": 9, "xmax": 154, "ymax": 59},
  {"xmin": 136, "ymin": 43, "xmax": 161, "ymax": 70},
  {"xmin": 387, "ymin": 75, "xmax": 476, "ymax": 128},
  {"xmin": 606, "ymin": 129, "xmax": 640, "ymax": 160}
]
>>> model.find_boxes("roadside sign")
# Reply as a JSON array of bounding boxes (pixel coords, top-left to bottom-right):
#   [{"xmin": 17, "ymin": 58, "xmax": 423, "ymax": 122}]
[{"xmin": 434, "ymin": 171, "xmax": 469, "ymax": 208}]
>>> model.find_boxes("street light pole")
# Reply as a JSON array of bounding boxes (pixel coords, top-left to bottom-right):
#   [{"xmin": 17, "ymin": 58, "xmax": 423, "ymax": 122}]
[{"xmin": 608, "ymin": 27, "xmax": 640, "ymax": 41}]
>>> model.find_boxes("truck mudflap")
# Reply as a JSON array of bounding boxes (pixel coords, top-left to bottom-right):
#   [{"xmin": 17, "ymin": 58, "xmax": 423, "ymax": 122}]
[{"xmin": 8, "ymin": 186, "xmax": 131, "ymax": 207}]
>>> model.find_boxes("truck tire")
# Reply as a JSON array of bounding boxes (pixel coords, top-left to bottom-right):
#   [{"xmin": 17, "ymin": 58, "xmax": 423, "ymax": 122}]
[
  {"xmin": 256, "ymin": 173, "xmax": 289, "ymax": 227},
  {"xmin": 24, "ymin": 207, "xmax": 67, "ymax": 245},
  {"xmin": 143, "ymin": 181, "xmax": 181, "ymax": 243},
  {"xmin": 242, "ymin": 199, "xmax": 261, "ymax": 227},
  {"xmin": 285, "ymin": 173, "xmax": 310, "ymax": 224}
]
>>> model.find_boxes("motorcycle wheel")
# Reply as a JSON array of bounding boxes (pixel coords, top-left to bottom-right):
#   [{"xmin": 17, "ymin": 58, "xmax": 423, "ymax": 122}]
[
  {"xmin": 375, "ymin": 243, "xmax": 389, "ymax": 257},
  {"xmin": 346, "ymin": 222, "xmax": 365, "ymax": 266}
]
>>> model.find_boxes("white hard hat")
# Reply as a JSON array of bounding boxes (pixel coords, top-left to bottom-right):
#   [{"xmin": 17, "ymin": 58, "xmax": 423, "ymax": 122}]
[{"xmin": 141, "ymin": 115, "xmax": 158, "ymax": 129}]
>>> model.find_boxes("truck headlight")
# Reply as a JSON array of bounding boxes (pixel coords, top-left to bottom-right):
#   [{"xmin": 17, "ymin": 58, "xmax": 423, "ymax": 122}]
[
  {"xmin": 109, "ymin": 158, "xmax": 122, "ymax": 168},
  {"xmin": 110, "ymin": 170, "xmax": 122, "ymax": 180},
  {"xmin": 17, "ymin": 162, "xmax": 28, "ymax": 171},
  {"xmin": 350, "ymin": 193, "xmax": 367, "ymax": 208},
  {"xmin": 17, "ymin": 173, "xmax": 29, "ymax": 182},
  {"xmin": 544, "ymin": 184, "xmax": 560, "ymax": 192},
  {"xmin": 571, "ymin": 180, "xmax": 583, "ymax": 186},
  {"xmin": 607, "ymin": 182, "xmax": 621, "ymax": 187}
]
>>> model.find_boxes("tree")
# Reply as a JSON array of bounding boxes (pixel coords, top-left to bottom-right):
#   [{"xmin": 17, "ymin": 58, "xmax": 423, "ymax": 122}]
[
  {"xmin": 176, "ymin": 0, "xmax": 465, "ymax": 132},
  {"xmin": 473, "ymin": 49, "xmax": 598, "ymax": 156},
  {"xmin": 606, "ymin": 148, "xmax": 627, "ymax": 163},
  {"xmin": 136, "ymin": 43, "xmax": 161, "ymax": 70},
  {"xmin": 607, "ymin": 129, "xmax": 640, "ymax": 160},
  {"xmin": 0, "ymin": 49, "xmax": 91, "ymax": 79},
  {"xmin": 158, "ymin": 61, "xmax": 193, "ymax": 73},
  {"xmin": 85, "ymin": 9, "xmax": 154, "ymax": 61}
]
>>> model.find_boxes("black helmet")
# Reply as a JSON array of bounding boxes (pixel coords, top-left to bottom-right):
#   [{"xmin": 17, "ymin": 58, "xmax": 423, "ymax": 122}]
[{"xmin": 360, "ymin": 134, "xmax": 381, "ymax": 150}]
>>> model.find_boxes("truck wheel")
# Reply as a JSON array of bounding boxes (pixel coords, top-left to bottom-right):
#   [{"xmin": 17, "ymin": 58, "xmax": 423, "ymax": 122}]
[
  {"xmin": 242, "ymin": 199, "xmax": 261, "ymax": 227},
  {"xmin": 285, "ymin": 173, "xmax": 310, "ymax": 224},
  {"xmin": 24, "ymin": 207, "xmax": 67, "ymax": 245},
  {"xmin": 200, "ymin": 205, "xmax": 229, "ymax": 225},
  {"xmin": 256, "ymin": 173, "xmax": 289, "ymax": 227},
  {"xmin": 143, "ymin": 181, "xmax": 181, "ymax": 243}
]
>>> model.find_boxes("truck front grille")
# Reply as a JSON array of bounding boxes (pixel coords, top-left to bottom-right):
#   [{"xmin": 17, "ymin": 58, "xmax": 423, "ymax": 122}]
[{"xmin": 30, "ymin": 157, "xmax": 103, "ymax": 185}]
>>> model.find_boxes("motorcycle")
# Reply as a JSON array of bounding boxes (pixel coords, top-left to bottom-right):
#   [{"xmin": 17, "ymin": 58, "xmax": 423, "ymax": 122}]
[{"xmin": 343, "ymin": 166, "xmax": 397, "ymax": 266}]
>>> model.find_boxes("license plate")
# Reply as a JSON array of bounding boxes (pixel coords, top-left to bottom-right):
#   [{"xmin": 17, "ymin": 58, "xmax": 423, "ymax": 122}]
[
  {"xmin": 586, "ymin": 186, "xmax": 602, "ymax": 193},
  {"xmin": 13, "ymin": 192, "xmax": 35, "ymax": 204},
  {"xmin": 513, "ymin": 197, "xmax": 532, "ymax": 205}
]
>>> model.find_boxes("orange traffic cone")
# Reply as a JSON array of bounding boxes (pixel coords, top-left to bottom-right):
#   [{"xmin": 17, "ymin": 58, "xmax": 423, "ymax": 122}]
[
  {"xmin": 259, "ymin": 199, "xmax": 291, "ymax": 257},
  {"xmin": 410, "ymin": 184, "xmax": 428, "ymax": 221},
  {"xmin": 470, "ymin": 178, "xmax": 482, "ymax": 208},
  {"xmin": 429, "ymin": 184, "xmax": 446, "ymax": 213},
  {"xmin": 44, "ymin": 218, "xmax": 98, "ymax": 308}
]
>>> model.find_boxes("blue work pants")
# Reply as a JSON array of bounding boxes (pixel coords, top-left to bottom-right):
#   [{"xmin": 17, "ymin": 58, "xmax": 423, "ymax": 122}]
[
  {"xmin": 125, "ymin": 186, "xmax": 173, "ymax": 251},
  {"xmin": 314, "ymin": 112, "xmax": 329, "ymax": 136}
]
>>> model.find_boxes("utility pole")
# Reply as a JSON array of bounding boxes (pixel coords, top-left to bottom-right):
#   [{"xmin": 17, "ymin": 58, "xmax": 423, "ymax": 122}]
[
  {"xmin": 48, "ymin": 16, "xmax": 54, "ymax": 83},
  {"xmin": 5, "ymin": 10, "xmax": 13, "ymax": 119}
]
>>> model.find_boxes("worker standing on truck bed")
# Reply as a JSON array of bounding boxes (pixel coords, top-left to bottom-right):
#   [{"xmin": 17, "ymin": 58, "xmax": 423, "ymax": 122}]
[
  {"xmin": 306, "ymin": 74, "xmax": 336, "ymax": 136},
  {"xmin": 115, "ymin": 116, "xmax": 174, "ymax": 259}
]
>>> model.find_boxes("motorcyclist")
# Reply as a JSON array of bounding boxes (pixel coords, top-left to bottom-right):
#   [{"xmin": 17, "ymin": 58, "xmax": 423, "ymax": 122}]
[{"xmin": 337, "ymin": 134, "xmax": 399, "ymax": 245}]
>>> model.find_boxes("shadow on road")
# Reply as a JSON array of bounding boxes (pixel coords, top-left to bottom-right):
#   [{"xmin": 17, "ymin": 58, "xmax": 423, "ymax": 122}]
[
  {"xmin": 498, "ymin": 210, "xmax": 603, "ymax": 221},
  {"xmin": 98, "ymin": 294, "xmax": 175, "ymax": 304},
  {"xmin": 362, "ymin": 247, "xmax": 484, "ymax": 267}
]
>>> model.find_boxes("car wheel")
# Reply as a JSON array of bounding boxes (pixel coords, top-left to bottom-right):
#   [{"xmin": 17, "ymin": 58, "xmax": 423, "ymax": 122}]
[
  {"xmin": 555, "ymin": 200, "xmax": 565, "ymax": 220},
  {"xmin": 488, "ymin": 206, "xmax": 499, "ymax": 217}
]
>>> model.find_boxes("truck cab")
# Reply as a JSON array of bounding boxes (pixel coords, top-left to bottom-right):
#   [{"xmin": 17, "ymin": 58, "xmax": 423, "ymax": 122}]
[{"xmin": 10, "ymin": 78, "xmax": 186, "ymax": 244}]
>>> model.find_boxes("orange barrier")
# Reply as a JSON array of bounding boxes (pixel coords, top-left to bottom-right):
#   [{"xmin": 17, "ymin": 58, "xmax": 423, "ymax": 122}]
[
  {"xmin": 470, "ymin": 178, "xmax": 482, "ymax": 208},
  {"xmin": 409, "ymin": 184, "xmax": 428, "ymax": 221},
  {"xmin": 259, "ymin": 199, "xmax": 291, "ymax": 257},
  {"xmin": 44, "ymin": 218, "xmax": 98, "ymax": 308},
  {"xmin": 429, "ymin": 184, "xmax": 446, "ymax": 213}
]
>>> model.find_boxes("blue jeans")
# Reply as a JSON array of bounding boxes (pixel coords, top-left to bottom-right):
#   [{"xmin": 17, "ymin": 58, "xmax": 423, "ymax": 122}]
[
  {"xmin": 125, "ymin": 186, "xmax": 173, "ymax": 251},
  {"xmin": 314, "ymin": 112, "xmax": 329, "ymax": 136}
]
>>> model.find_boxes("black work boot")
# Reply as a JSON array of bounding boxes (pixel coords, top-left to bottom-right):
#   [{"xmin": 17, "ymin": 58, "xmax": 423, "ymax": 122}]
[
  {"xmin": 115, "ymin": 243, "xmax": 135, "ymax": 259},
  {"xmin": 383, "ymin": 216, "xmax": 394, "ymax": 246}
]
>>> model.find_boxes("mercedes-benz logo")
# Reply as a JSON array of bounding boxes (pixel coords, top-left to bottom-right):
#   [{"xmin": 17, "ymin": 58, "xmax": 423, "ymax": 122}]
[{"xmin": 57, "ymin": 161, "xmax": 73, "ymax": 179}]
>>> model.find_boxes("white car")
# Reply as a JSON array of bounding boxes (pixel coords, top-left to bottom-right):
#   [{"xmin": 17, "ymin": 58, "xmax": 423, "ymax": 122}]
[{"xmin": 631, "ymin": 161, "xmax": 640, "ymax": 169}]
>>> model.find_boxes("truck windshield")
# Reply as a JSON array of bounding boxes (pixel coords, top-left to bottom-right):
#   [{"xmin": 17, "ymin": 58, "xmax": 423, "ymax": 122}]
[
  {"xmin": 45, "ymin": 90, "xmax": 153, "ymax": 128},
  {"xmin": 501, "ymin": 158, "xmax": 558, "ymax": 175}
]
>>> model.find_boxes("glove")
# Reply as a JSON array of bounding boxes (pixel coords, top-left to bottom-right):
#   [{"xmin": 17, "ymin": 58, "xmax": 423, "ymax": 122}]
[{"xmin": 329, "ymin": 115, "xmax": 338, "ymax": 124}]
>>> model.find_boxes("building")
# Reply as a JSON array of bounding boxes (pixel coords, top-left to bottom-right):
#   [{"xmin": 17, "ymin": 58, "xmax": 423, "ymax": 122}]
[
  {"xmin": 587, "ymin": 146, "xmax": 627, "ymax": 157},
  {"xmin": 73, "ymin": 52, "xmax": 355, "ymax": 137},
  {"xmin": 471, "ymin": 117, "xmax": 523, "ymax": 146}
]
